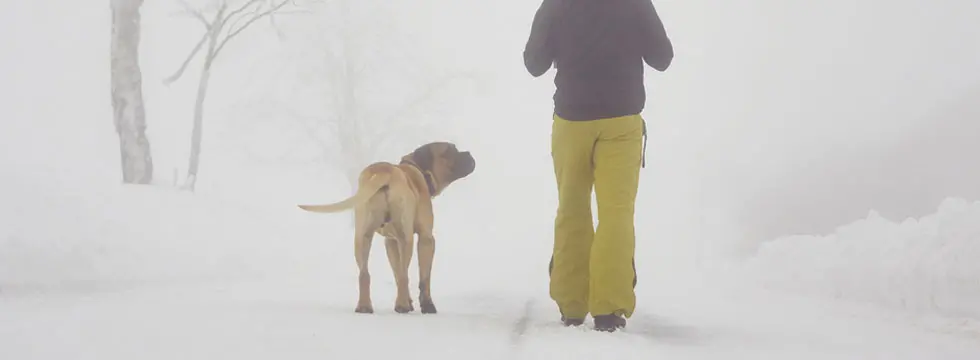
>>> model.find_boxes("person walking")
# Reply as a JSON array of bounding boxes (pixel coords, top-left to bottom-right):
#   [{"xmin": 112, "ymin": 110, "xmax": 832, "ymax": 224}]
[{"xmin": 523, "ymin": 0, "xmax": 673, "ymax": 332}]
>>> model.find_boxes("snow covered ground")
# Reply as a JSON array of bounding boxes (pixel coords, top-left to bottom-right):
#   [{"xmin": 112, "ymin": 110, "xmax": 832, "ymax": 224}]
[
  {"xmin": 4, "ymin": 176, "xmax": 980, "ymax": 360},
  {"xmin": 6, "ymin": 265, "xmax": 980, "ymax": 360},
  {"xmin": 4, "ymin": 1, "xmax": 980, "ymax": 359}
]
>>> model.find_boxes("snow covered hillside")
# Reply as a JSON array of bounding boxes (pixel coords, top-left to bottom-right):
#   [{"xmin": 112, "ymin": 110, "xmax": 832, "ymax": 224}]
[
  {"xmin": 741, "ymin": 198, "xmax": 980, "ymax": 323},
  {"xmin": 0, "ymin": 172, "xmax": 336, "ymax": 294}
]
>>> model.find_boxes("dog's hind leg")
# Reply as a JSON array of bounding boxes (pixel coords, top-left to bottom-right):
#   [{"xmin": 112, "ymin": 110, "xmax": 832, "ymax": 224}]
[
  {"xmin": 384, "ymin": 234, "xmax": 414, "ymax": 314},
  {"xmin": 386, "ymin": 193, "xmax": 417, "ymax": 314},
  {"xmin": 354, "ymin": 231, "xmax": 375, "ymax": 313},
  {"xmin": 398, "ymin": 224, "xmax": 416, "ymax": 312},
  {"xmin": 354, "ymin": 206, "xmax": 383, "ymax": 314}
]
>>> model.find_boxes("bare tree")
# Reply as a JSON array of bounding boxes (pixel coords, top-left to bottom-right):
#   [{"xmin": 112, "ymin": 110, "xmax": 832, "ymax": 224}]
[
  {"xmin": 111, "ymin": 0, "xmax": 154, "ymax": 184},
  {"xmin": 281, "ymin": 0, "xmax": 478, "ymax": 190},
  {"xmin": 290, "ymin": 0, "xmax": 480, "ymax": 227},
  {"xmin": 165, "ymin": 0, "xmax": 298, "ymax": 191}
]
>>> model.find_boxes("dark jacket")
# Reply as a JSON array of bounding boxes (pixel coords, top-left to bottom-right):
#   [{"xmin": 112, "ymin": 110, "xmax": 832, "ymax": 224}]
[{"xmin": 523, "ymin": 0, "xmax": 673, "ymax": 121}]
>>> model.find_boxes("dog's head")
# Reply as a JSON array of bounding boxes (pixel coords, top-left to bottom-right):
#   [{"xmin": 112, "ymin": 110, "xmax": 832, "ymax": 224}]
[{"xmin": 405, "ymin": 141, "xmax": 475, "ymax": 195}]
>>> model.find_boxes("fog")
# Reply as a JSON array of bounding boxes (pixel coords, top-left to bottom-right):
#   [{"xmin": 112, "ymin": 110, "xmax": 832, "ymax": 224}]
[
  {"xmin": 643, "ymin": 0, "xmax": 980, "ymax": 260},
  {"xmin": 4, "ymin": 0, "xmax": 979, "ymax": 275},
  {"xmin": 399, "ymin": 0, "xmax": 980, "ymax": 267},
  {"xmin": 3, "ymin": 0, "xmax": 980, "ymax": 357}
]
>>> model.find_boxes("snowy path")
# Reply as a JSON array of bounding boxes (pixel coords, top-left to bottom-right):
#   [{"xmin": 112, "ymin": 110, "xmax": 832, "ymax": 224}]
[{"xmin": 4, "ymin": 275, "xmax": 979, "ymax": 360}]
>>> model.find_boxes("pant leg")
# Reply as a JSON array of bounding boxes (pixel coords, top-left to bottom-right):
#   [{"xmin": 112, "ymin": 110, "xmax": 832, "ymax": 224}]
[
  {"xmin": 549, "ymin": 113, "xmax": 598, "ymax": 320},
  {"xmin": 589, "ymin": 114, "xmax": 644, "ymax": 318}
]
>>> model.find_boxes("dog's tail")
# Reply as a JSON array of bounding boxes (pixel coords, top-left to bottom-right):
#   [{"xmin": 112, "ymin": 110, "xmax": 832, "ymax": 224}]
[{"xmin": 297, "ymin": 172, "xmax": 391, "ymax": 213}]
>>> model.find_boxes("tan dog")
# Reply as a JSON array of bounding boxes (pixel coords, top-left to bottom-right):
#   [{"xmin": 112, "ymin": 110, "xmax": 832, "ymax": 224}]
[{"xmin": 298, "ymin": 142, "xmax": 475, "ymax": 315}]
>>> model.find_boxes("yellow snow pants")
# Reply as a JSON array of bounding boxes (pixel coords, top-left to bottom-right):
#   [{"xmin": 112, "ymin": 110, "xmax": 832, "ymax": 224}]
[{"xmin": 548, "ymin": 112, "xmax": 644, "ymax": 320}]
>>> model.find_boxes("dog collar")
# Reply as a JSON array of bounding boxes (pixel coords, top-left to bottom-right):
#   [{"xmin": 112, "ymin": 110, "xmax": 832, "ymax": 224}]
[{"xmin": 400, "ymin": 159, "xmax": 438, "ymax": 196}]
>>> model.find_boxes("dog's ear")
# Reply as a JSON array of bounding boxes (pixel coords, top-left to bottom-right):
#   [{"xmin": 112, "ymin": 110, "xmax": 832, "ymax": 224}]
[{"xmin": 412, "ymin": 144, "xmax": 435, "ymax": 172}]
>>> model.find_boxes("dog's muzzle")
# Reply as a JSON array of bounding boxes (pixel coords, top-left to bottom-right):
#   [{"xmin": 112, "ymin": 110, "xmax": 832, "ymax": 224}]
[{"xmin": 456, "ymin": 151, "xmax": 475, "ymax": 177}]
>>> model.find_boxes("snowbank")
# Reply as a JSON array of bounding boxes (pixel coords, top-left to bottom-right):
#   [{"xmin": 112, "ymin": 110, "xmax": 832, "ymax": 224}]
[
  {"xmin": 741, "ymin": 198, "xmax": 980, "ymax": 320},
  {"xmin": 0, "ymin": 172, "xmax": 340, "ymax": 295}
]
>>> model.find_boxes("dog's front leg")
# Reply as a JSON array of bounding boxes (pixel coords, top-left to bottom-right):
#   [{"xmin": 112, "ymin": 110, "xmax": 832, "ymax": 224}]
[{"xmin": 417, "ymin": 232, "xmax": 437, "ymax": 314}]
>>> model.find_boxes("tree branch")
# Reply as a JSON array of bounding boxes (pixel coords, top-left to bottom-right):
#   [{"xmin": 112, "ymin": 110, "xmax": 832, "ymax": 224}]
[
  {"xmin": 176, "ymin": 0, "xmax": 212, "ymax": 29},
  {"xmin": 220, "ymin": 0, "xmax": 263, "ymax": 29},
  {"xmin": 211, "ymin": 0, "xmax": 292, "ymax": 60},
  {"xmin": 289, "ymin": 110, "xmax": 336, "ymax": 153},
  {"xmin": 162, "ymin": 36, "xmax": 207, "ymax": 85},
  {"xmin": 372, "ymin": 120, "xmax": 440, "ymax": 157},
  {"xmin": 223, "ymin": 1, "xmax": 262, "ymax": 36},
  {"xmin": 371, "ymin": 70, "xmax": 479, "ymax": 123},
  {"xmin": 163, "ymin": 3, "xmax": 228, "ymax": 85}
]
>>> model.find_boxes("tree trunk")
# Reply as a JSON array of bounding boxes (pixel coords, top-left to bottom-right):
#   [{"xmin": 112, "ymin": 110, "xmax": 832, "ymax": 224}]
[
  {"xmin": 110, "ymin": 0, "xmax": 153, "ymax": 184},
  {"xmin": 181, "ymin": 31, "xmax": 219, "ymax": 192}
]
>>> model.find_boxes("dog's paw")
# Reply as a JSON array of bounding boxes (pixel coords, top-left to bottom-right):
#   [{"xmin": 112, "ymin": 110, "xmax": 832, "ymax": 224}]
[
  {"xmin": 354, "ymin": 304, "xmax": 374, "ymax": 314},
  {"xmin": 420, "ymin": 301, "xmax": 437, "ymax": 314},
  {"xmin": 394, "ymin": 303, "xmax": 415, "ymax": 314}
]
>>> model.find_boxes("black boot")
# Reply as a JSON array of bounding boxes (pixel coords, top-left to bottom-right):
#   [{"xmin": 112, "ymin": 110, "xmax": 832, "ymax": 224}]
[
  {"xmin": 561, "ymin": 315, "xmax": 585, "ymax": 326},
  {"xmin": 593, "ymin": 314, "xmax": 626, "ymax": 332}
]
